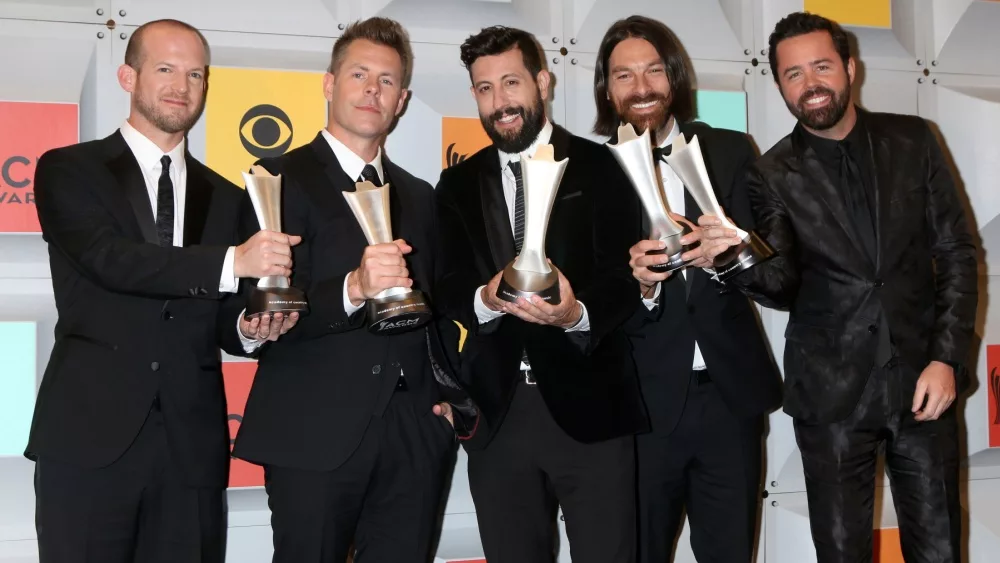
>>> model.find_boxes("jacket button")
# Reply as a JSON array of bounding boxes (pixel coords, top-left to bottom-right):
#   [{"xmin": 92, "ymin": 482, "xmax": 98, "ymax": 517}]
[
  {"xmin": 198, "ymin": 288, "xmax": 208, "ymax": 295},
  {"xmin": 868, "ymin": 325, "xmax": 877, "ymax": 334},
  {"xmin": 162, "ymin": 311, "xmax": 172, "ymax": 320},
  {"xmin": 372, "ymin": 364, "xmax": 382, "ymax": 375},
  {"xmin": 874, "ymin": 279, "xmax": 884, "ymax": 288},
  {"xmin": 151, "ymin": 362, "xmax": 160, "ymax": 371}
]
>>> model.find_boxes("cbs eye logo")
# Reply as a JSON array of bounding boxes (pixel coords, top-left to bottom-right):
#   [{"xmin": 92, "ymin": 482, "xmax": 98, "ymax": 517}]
[{"xmin": 239, "ymin": 104, "xmax": 293, "ymax": 158}]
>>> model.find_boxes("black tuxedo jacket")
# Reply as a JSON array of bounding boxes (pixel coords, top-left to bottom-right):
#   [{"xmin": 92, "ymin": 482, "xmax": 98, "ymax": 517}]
[
  {"xmin": 224, "ymin": 133, "xmax": 473, "ymax": 472},
  {"xmin": 435, "ymin": 123, "xmax": 649, "ymax": 449},
  {"xmin": 623, "ymin": 121, "xmax": 782, "ymax": 434},
  {"xmin": 732, "ymin": 110, "xmax": 978, "ymax": 423},
  {"xmin": 26, "ymin": 131, "xmax": 245, "ymax": 488}
]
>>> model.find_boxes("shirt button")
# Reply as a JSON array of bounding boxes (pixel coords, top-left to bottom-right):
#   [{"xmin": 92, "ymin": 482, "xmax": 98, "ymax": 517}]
[
  {"xmin": 868, "ymin": 325, "xmax": 877, "ymax": 334},
  {"xmin": 372, "ymin": 364, "xmax": 382, "ymax": 375},
  {"xmin": 151, "ymin": 362, "xmax": 160, "ymax": 371},
  {"xmin": 874, "ymin": 279, "xmax": 884, "ymax": 288}
]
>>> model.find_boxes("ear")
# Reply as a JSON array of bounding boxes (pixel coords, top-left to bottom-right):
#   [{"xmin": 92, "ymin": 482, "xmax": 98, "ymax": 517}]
[
  {"xmin": 846, "ymin": 57, "xmax": 856, "ymax": 86},
  {"xmin": 395, "ymin": 89, "xmax": 410, "ymax": 117},
  {"xmin": 117, "ymin": 64, "xmax": 136, "ymax": 94},
  {"xmin": 536, "ymin": 70, "xmax": 551, "ymax": 102},
  {"xmin": 322, "ymin": 72, "xmax": 335, "ymax": 102}
]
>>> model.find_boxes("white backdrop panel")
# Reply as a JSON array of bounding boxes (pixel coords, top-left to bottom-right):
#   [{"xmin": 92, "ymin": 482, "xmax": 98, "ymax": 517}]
[
  {"xmin": 0, "ymin": 0, "xmax": 108, "ymax": 25},
  {"xmin": 111, "ymin": 0, "xmax": 350, "ymax": 37}
]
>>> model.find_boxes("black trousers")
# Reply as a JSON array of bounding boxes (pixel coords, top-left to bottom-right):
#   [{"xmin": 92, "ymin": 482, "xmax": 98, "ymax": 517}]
[
  {"xmin": 467, "ymin": 379, "xmax": 636, "ymax": 563},
  {"xmin": 34, "ymin": 400, "xmax": 225, "ymax": 563},
  {"xmin": 794, "ymin": 360, "xmax": 961, "ymax": 563},
  {"xmin": 263, "ymin": 391, "xmax": 455, "ymax": 563},
  {"xmin": 636, "ymin": 370, "xmax": 764, "ymax": 563}
]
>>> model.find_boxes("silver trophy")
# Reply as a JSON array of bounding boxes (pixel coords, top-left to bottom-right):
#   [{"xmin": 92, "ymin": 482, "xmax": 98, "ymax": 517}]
[
  {"xmin": 663, "ymin": 134, "xmax": 774, "ymax": 282},
  {"xmin": 241, "ymin": 165, "xmax": 309, "ymax": 318},
  {"xmin": 496, "ymin": 144, "xmax": 567, "ymax": 305},
  {"xmin": 606, "ymin": 123, "xmax": 691, "ymax": 272},
  {"xmin": 343, "ymin": 180, "xmax": 432, "ymax": 335}
]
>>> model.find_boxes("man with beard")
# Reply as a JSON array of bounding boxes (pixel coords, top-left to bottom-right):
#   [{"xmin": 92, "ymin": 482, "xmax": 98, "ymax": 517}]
[
  {"xmin": 700, "ymin": 12, "xmax": 977, "ymax": 562},
  {"xmin": 593, "ymin": 16, "xmax": 782, "ymax": 563},
  {"xmin": 434, "ymin": 25, "xmax": 647, "ymax": 563},
  {"xmin": 26, "ymin": 19, "xmax": 298, "ymax": 563}
]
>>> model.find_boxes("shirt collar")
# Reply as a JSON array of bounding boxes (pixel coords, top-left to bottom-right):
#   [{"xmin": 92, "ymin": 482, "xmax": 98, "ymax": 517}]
[
  {"xmin": 120, "ymin": 119, "xmax": 186, "ymax": 174},
  {"xmin": 321, "ymin": 129, "xmax": 384, "ymax": 184},
  {"xmin": 656, "ymin": 117, "xmax": 681, "ymax": 151},
  {"xmin": 497, "ymin": 119, "xmax": 553, "ymax": 171}
]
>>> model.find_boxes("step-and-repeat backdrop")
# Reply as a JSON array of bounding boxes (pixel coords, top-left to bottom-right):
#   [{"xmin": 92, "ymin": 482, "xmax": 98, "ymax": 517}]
[{"xmin": 1, "ymin": 1, "xmax": 999, "ymax": 562}]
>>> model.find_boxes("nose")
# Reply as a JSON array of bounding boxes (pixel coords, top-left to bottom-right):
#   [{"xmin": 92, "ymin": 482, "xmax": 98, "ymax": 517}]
[
  {"xmin": 364, "ymin": 76, "xmax": 380, "ymax": 97},
  {"xmin": 633, "ymin": 73, "xmax": 651, "ymax": 96}
]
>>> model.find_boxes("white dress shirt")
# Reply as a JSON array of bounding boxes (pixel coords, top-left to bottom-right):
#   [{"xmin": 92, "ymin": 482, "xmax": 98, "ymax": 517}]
[
  {"xmin": 472, "ymin": 120, "xmax": 590, "ymax": 333},
  {"xmin": 641, "ymin": 119, "xmax": 706, "ymax": 371},
  {"xmin": 119, "ymin": 120, "xmax": 238, "ymax": 292}
]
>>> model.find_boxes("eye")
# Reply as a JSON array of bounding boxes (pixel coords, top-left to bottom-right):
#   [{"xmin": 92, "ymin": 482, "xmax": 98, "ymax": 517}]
[
  {"xmin": 478, "ymin": 85, "xmax": 491, "ymax": 94},
  {"xmin": 615, "ymin": 73, "xmax": 630, "ymax": 81},
  {"xmin": 353, "ymin": 72, "xmax": 364, "ymax": 79},
  {"xmin": 190, "ymin": 72, "xmax": 203, "ymax": 79},
  {"xmin": 381, "ymin": 78, "xmax": 394, "ymax": 86}
]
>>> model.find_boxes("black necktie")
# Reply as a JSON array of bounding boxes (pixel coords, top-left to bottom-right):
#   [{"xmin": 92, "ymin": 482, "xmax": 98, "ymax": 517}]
[
  {"xmin": 509, "ymin": 161, "xmax": 525, "ymax": 253},
  {"xmin": 358, "ymin": 164, "xmax": 382, "ymax": 187},
  {"xmin": 156, "ymin": 155, "xmax": 174, "ymax": 247},
  {"xmin": 652, "ymin": 145, "xmax": 672, "ymax": 162}
]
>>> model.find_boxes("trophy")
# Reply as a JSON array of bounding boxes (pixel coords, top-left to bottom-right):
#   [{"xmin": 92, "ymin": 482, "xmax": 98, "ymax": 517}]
[
  {"xmin": 342, "ymin": 180, "xmax": 432, "ymax": 335},
  {"xmin": 606, "ymin": 123, "xmax": 691, "ymax": 273},
  {"xmin": 663, "ymin": 134, "xmax": 775, "ymax": 282},
  {"xmin": 241, "ymin": 165, "xmax": 309, "ymax": 318},
  {"xmin": 496, "ymin": 144, "xmax": 567, "ymax": 305}
]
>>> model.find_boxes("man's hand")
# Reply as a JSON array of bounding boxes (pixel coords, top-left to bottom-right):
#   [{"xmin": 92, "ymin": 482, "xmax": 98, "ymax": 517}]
[
  {"xmin": 912, "ymin": 360, "xmax": 957, "ymax": 421},
  {"xmin": 503, "ymin": 266, "xmax": 582, "ymax": 329},
  {"xmin": 433, "ymin": 402, "xmax": 455, "ymax": 428},
  {"xmin": 695, "ymin": 215, "xmax": 744, "ymax": 264},
  {"xmin": 480, "ymin": 271, "xmax": 507, "ymax": 312},
  {"xmin": 630, "ymin": 239, "xmax": 674, "ymax": 297},
  {"xmin": 240, "ymin": 311, "xmax": 300, "ymax": 342},
  {"xmin": 234, "ymin": 230, "xmax": 302, "ymax": 279},
  {"xmin": 347, "ymin": 239, "xmax": 412, "ymax": 307}
]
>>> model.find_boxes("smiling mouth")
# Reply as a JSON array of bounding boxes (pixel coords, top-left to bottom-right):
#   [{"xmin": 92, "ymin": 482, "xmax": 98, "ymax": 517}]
[
  {"xmin": 631, "ymin": 100, "xmax": 658, "ymax": 110},
  {"xmin": 803, "ymin": 94, "xmax": 831, "ymax": 107},
  {"xmin": 496, "ymin": 114, "xmax": 520, "ymax": 125}
]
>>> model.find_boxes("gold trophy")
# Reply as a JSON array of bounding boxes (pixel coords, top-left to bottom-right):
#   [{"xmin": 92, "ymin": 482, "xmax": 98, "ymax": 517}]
[
  {"xmin": 496, "ymin": 144, "xmax": 567, "ymax": 305},
  {"xmin": 606, "ymin": 123, "xmax": 691, "ymax": 272},
  {"xmin": 663, "ymin": 135, "xmax": 774, "ymax": 282},
  {"xmin": 343, "ymin": 180, "xmax": 432, "ymax": 335},
  {"xmin": 241, "ymin": 165, "xmax": 308, "ymax": 318}
]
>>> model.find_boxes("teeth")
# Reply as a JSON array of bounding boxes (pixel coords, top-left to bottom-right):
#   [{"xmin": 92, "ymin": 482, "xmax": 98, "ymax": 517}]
[
  {"xmin": 806, "ymin": 96, "xmax": 829, "ymax": 105},
  {"xmin": 499, "ymin": 114, "xmax": 518, "ymax": 124},
  {"xmin": 632, "ymin": 101, "xmax": 657, "ymax": 109}
]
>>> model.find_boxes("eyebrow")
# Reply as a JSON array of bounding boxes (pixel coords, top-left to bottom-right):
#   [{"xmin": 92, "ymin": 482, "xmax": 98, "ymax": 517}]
[
  {"xmin": 783, "ymin": 58, "xmax": 834, "ymax": 75},
  {"xmin": 347, "ymin": 63, "xmax": 397, "ymax": 79},
  {"xmin": 610, "ymin": 59, "xmax": 664, "ymax": 74},
  {"xmin": 474, "ymin": 72, "xmax": 522, "ymax": 89}
]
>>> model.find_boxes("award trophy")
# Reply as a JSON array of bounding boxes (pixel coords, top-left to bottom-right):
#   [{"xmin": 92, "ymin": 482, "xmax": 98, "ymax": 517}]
[
  {"xmin": 606, "ymin": 123, "xmax": 691, "ymax": 272},
  {"xmin": 496, "ymin": 144, "xmax": 567, "ymax": 305},
  {"xmin": 241, "ymin": 165, "xmax": 309, "ymax": 318},
  {"xmin": 663, "ymin": 134, "xmax": 775, "ymax": 282},
  {"xmin": 342, "ymin": 180, "xmax": 432, "ymax": 335}
]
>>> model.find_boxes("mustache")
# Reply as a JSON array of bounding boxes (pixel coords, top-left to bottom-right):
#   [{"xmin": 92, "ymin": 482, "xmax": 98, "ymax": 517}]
[
  {"xmin": 488, "ymin": 106, "xmax": 525, "ymax": 123},
  {"xmin": 797, "ymin": 86, "xmax": 836, "ymax": 107}
]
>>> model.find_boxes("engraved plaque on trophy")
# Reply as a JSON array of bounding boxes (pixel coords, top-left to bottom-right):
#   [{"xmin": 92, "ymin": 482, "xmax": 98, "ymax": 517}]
[
  {"xmin": 606, "ymin": 123, "xmax": 691, "ymax": 273},
  {"xmin": 342, "ymin": 180, "xmax": 432, "ymax": 335},
  {"xmin": 496, "ymin": 144, "xmax": 567, "ymax": 305},
  {"xmin": 241, "ymin": 165, "xmax": 309, "ymax": 318},
  {"xmin": 663, "ymin": 134, "xmax": 775, "ymax": 282}
]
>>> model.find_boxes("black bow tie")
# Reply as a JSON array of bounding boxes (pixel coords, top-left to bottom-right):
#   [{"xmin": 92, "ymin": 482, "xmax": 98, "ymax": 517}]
[{"xmin": 652, "ymin": 145, "xmax": 672, "ymax": 161}]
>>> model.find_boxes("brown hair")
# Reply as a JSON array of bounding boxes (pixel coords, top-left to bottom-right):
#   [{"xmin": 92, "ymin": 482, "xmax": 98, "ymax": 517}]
[
  {"xmin": 124, "ymin": 19, "xmax": 211, "ymax": 69},
  {"xmin": 328, "ymin": 17, "xmax": 413, "ymax": 88}
]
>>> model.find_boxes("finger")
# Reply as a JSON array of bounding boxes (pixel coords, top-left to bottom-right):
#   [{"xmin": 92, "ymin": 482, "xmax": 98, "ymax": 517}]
[
  {"xmin": 433, "ymin": 402, "xmax": 452, "ymax": 417},
  {"xmin": 679, "ymin": 230, "xmax": 703, "ymax": 245},
  {"xmin": 634, "ymin": 253, "xmax": 672, "ymax": 268},
  {"xmin": 393, "ymin": 239, "xmax": 413, "ymax": 254},
  {"xmin": 697, "ymin": 215, "xmax": 722, "ymax": 227},
  {"xmin": 257, "ymin": 314, "xmax": 272, "ymax": 339},
  {"xmin": 266, "ymin": 313, "xmax": 284, "ymax": 341},
  {"xmin": 377, "ymin": 277, "xmax": 413, "ymax": 290},
  {"xmin": 911, "ymin": 380, "xmax": 929, "ymax": 413},
  {"xmin": 631, "ymin": 240, "xmax": 667, "ymax": 256},
  {"xmin": 931, "ymin": 395, "xmax": 953, "ymax": 421},
  {"xmin": 920, "ymin": 390, "xmax": 943, "ymax": 421}
]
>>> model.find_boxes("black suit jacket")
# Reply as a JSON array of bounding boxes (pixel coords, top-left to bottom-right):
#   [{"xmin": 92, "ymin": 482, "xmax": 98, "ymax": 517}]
[
  {"xmin": 731, "ymin": 110, "xmax": 978, "ymax": 423},
  {"xmin": 26, "ymin": 131, "xmax": 245, "ymax": 488},
  {"xmin": 225, "ymin": 133, "xmax": 472, "ymax": 472},
  {"xmin": 435, "ymin": 123, "xmax": 649, "ymax": 449},
  {"xmin": 623, "ymin": 121, "xmax": 782, "ymax": 434}
]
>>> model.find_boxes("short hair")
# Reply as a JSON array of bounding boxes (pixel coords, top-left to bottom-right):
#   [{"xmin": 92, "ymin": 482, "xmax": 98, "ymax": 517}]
[
  {"xmin": 124, "ymin": 19, "xmax": 211, "ymax": 69},
  {"xmin": 592, "ymin": 16, "xmax": 695, "ymax": 136},
  {"xmin": 768, "ymin": 12, "xmax": 851, "ymax": 83},
  {"xmin": 328, "ymin": 17, "xmax": 414, "ymax": 89},
  {"xmin": 459, "ymin": 26, "xmax": 543, "ymax": 81}
]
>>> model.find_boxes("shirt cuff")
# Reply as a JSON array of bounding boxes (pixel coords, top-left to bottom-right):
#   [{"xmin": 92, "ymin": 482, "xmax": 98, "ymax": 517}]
[
  {"xmin": 642, "ymin": 282, "xmax": 661, "ymax": 311},
  {"xmin": 344, "ymin": 275, "xmax": 364, "ymax": 316},
  {"xmin": 237, "ymin": 310, "xmax": 264, "ymax": 353},
  {"xmin": 474, "ymin": 285, "xmax": 505, "ymax": 324},
  {"xmin": 219, "ymin": 247, "xmax": 238, "ymax": 293},
  {"xmin": 565, "ymin": 301, "xmax": 590, "ymax": 332}
]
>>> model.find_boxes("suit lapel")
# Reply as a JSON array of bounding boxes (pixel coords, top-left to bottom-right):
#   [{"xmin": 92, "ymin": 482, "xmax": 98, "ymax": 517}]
[
  {"xmin": 867, "ymin": 120, "xmax": 894, "ymax": 274},
  {"xmin": 183, "ymin": 155, "xmax": 212, "ymax": 246},
  {"xmin": 677, "ymin": 123, "xmax": 708, "ymax": 301},
  {"xmin": 479, "ymin": 147, "xmax": 516, "ymax": 271},
  {"xmin": 105, "ymin": 132, "xmax": 158, "ymax": 244}
]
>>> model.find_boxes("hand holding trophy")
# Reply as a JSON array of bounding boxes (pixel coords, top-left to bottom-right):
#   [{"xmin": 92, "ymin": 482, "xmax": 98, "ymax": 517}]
[
  {"xmin": 606, "ymin": 123, "xmax": 691, "ymax": 273},
  {"xmin": 241, "ymin": 165, "xmax": 309, "ymax": 318},
  {"xmin": 343, "ymin": 179, "xmax": 432, "ymax": 335},
  {"xmin": 496, "ymin": 144, "xmax": 567, "ymax": 305},
  {"xmin": 663, "ymin": 135, "xmax": 774, "ymax": 282}
]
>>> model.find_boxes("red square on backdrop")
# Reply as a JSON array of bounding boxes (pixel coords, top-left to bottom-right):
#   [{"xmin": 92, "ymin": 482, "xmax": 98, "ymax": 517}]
[
  {"xmin": 989, "ymin": 345, "xmax": 1000, "ymax": 448},
  {"xmin": 223, "ymin": 360, "xmax": 264, "ymax": 488},
  {"xmin": 0, "ymin": 101, "xmax": 78, "ymax": 233}
]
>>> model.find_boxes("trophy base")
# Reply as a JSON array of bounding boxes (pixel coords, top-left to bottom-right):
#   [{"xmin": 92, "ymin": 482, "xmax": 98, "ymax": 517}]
[
  {"xmin": 497, "ymin": 262, "xmax": 561, "ymax": 305},
  {"xmin": 647, "ymin": 231, "xmax": 693, "ymax": 273},
  {"xmin": 713, "ymin": 230, "xmax": 776, "ymax": 283},
  {"xmin": 367, "ymin": 290, "xmax": 432, "ymax": 335},
  {"xmin": 245, "ymin": 287, "xmax": 309, "ymax": 319}
]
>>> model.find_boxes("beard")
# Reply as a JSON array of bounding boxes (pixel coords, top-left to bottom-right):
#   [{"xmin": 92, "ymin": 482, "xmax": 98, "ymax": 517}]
[
  {"xmin": 479, "ymin": 91, "xmax": 546, "ymax": 154},
  {"xmin": 785, "ymin": 82, "xmax": 851, "ymax": 131},
  {"xmin": 614, "ymin": 91, "xmax": 672, "ymax": 141},
  {"xmin": 134, "ymin": 87, "xmax": 204, "ymax": 135}
]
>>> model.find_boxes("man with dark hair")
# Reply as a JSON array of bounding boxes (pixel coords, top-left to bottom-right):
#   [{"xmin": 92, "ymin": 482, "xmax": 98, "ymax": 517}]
[
  {"xmin": 436, "ymin": 24, "xmax": 646, "ymax": 563},
  {"xmin": 701, "ymin": 11, "xmax": 977, "ymax": 562},
  {"xmin": 27, "ymin": 18, "xmax": 298, "ymax": 563},
  {"xmin": 593, "ymin": 15, "xmax": 782, "ymax": 563},
  {"xmin": 223, "ymin": 17, "xmax": 475, "ymax": 563}
]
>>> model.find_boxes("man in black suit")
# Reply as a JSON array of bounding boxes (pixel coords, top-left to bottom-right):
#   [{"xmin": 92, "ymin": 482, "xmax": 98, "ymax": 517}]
[
  {"xmin": 221, "ymin": 17, "xmax": 474, "ymax": 563},
  {"xmin": 435, "ymin": 26, "xmax": 647, "ymax": 563},
  {"xmin": 26, "ymin": 19, "xmax": 298, "ymax": 563},
  {"xmin": 592, "ymin": 16, "xmax": 783, "ymax": 563},
  {"xmin": 701, "ymin": 13, "xmax": 978, "ymax": 562}
]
